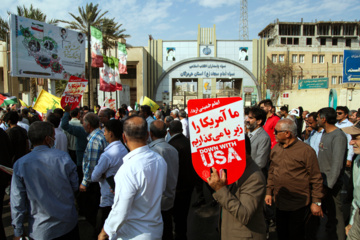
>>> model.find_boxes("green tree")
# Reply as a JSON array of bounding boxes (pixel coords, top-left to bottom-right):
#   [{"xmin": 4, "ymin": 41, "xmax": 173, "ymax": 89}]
[
  {"xmin": 99, "ymin": 17, "xmax": 130, "ymax": 55},
  {"xmin": 61, "ymin": 3, "xmax": 109, "ymax": 107}
]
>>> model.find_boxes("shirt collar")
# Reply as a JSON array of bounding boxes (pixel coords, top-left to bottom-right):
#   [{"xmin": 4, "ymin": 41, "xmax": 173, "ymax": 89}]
[
  {"xmin": 104, "ymin": 140, "xmax": 122, "ymax": 151},
  {"xmin": 168, "ymin": 133, "xmax": 181, "ymax": 142},
  {"xmin": 87, "ymin": 128, "xmax": 101, "ymax": 141},
  {"xmin": 148, "ymin": 138, "xmax": 165, "ymax": 147},
  {"xmin": 33, "ymin": 145, "xmax": 50, "ymax": 151},
  {"xmin": 123, "ymin": 145, "xmax": 150, "ymax": 163},
  {"xmin": 338, "ymin": 118, "xmax": 349, "ymax": 125},
  {"xmin": 278, "ymin": 138, "xmax": 298, "ymax": 149}
]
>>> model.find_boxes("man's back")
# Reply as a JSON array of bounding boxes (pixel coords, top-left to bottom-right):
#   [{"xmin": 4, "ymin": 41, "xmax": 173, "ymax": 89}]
[
  {"xmin": 11, "ymin": 146, "xmax": 78, "ymax": 240},
  {"xmin": 103, "ymin": 145, "xmax": 167, "ymax": 239},
  {"xmin": 249, "ymin": 127, "xmax": 271, "ymax": 170}
]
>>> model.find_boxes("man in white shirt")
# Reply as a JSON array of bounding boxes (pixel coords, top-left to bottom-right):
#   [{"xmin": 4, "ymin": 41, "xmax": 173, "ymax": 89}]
[
  {"xmin": 92, "ymin": 119, "xmax": 128, "ymax": 235},
  {"xmin": 139, "ymin": 105, "xmax": 155, "ymax": 143},
  {"xmin": 304, "ymin": 112, "xmax": 324, "ymax": 156},
  {"xmin": 98, "ymin": 116, "xmax": 167, "ymax": 240},
  {"xmin": 335, "ymin": 106, "xmax": 354, "ymax": 168},
  {"xmin": 179, "ymin": 110, "xmax": 189, "ymax": 138}
]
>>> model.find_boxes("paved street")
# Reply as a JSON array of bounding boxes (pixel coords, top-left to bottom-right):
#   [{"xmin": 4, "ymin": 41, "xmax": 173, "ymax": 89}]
[{"xmin": 2, "ymin": 184, "xmax": 278, "ymax": 240}]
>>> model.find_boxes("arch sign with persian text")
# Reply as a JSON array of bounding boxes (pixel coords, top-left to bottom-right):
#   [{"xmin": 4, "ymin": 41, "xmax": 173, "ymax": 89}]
[{"xmin": 188, "ymin": 97, "xmax": 246, "ymax": 185}]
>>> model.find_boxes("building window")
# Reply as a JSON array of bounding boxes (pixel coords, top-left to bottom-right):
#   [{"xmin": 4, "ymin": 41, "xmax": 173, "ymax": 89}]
[
  {"xmin": 339, "ymin": 76, "xmax": 343, "ymax": 84},
  {"xmin": 332, "ymin": 55, "xmax": 338, "ymax": 63},
  {"xmin": 320, "ymin": 38, "xmax": 326, "ymax": 45},
  {"xmin": 332, "ymin": 38, "xmax": 338, "ymax": 46},
  {"xmin": 294, "ymin": 38, "xmax": 299, "ymax": 45},
  {"xmin": 332, "ymin": 76, "xmax": 337, "ymax": 84},
  {"xmin": 281, "ymin": 38, "xmax": 286, "ymax": 44},
  {"xmin": 312, "ymin": 76, "xmax": 317, "ymax": 79},
  {"xmin": 312, "ymin": 55, "xmax": 318, "ymax": 63},
  {"xmin": 279, "ymin": 55, "xmax": 285, "ymax": 62},
  {"xmin": 346, "ymin": 39, "xmax": 351, "ymax": 47},
  {"xmin": 292, "ymin": 54, "xmax": 297, "ymax": 63},
  {"xmin": 303, "ymin": 25, "xmax": 315, "ymax": 36},
  {"xmin": 306, "ymin": 38, "xmax": 312, "ymax": 45},
  {"xmin": 339, "ymin": 55, "xmax": 343, "ymax": 63},
  {"xmin": 287, "ymin": 38, "xmax": 293, "ymax": 45},
  {"xmin": 319, "ymin": 76, "xmax": 325, "ymax": 78},
  {"xmin": 299, "ymin": 55, "xmax": 305, "ymax": 63},
  {"xmin": 292, "ymin": 76, "xmax": 297, "ymax": 84},
  {"xmin": 319, "ymin": 55, "xmax": 325, "ymax": 63},
  {"xmin": 272, "ymin": 54, "xmax": 277, "ymax": 63}
]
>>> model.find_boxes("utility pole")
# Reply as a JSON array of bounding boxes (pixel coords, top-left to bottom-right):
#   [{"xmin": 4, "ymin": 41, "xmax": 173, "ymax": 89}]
[
  {"xmin": 239, "ymin": 0, "xmax": 249, "ymax": 40},
  {"xmin": 87, "ymin": 24, "xmax": 92, "ymax": 108}
]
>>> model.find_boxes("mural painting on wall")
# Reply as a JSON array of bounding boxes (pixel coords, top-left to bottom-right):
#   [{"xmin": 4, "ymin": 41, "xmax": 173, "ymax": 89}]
[
  {"xmin": 239, "ymin": 47, "xmax": 249, "ymax": 61},
  {"xmin": 166, "ymin": 47, "xmax": 176, "ymax": 61}
]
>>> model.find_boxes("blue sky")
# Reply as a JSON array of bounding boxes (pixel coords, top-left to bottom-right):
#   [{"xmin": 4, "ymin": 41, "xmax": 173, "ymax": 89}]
[{"xmin": 2, "ymin": 0, "xmax": 360, "ymax": 46}]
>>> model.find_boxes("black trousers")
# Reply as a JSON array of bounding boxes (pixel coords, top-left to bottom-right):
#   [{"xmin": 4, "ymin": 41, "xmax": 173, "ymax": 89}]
[
  {"xmin": 173, "ymin": 188, "xmax": 193, "ymax": 240},
  {"xmin": 161, "ymin": 209, "xmax": 174, "ymax": 240},
  {"xmin": 77, "ymin": 183, "xmax": 100, "ymax": 227},
  {"xmin": 0, "ymin": 186, "xmax": 6, "ymax": 240},
  {"xmin": 52, "ymin": 224, "xmax": 80, "ymax": 240},
  {"xmin": 96, "ymin": 206, "xmax": 112, "ymax": 236},
  {"xmin": 276, "ymin": 205, "xmax": 311, "ymax": 240}
]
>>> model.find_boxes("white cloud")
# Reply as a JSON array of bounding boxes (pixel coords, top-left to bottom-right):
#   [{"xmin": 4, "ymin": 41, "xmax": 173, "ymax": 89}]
[
  {"xmin": 192, "ymin": 0, "xmax": 238, "ymax": 8},
  {"xmin": 214, "ymin": 12, "xmax": 236, "ymax": 23}
]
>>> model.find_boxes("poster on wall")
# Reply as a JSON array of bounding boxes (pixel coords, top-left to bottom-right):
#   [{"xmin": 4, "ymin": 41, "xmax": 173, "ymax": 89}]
[
  {"xmin": 166, "ymin": 47, "xmax": 176, "ymax": 61},
  {"xmin": 203, "ymin": 79, "xmax": 212, "ymax": 94},
  {"xmin": 10, "ymin": 14, "xmax": 85, "ymax": 80},
  {"xmin": 239, "ymin": 47, "xmax": 249, "ymax": 61},
  {"xmin": 343, "ymin": 50, "xmax": 360, "ymax": 83},
  {"xmin": 188, "ymin": 97, "xmax": 246, "ymax": 185}
]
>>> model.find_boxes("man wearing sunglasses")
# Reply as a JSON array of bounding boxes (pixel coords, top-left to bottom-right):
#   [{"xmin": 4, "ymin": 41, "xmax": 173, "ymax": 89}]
[{"xmin": 265, "ymin": 119, "xmax": 324, "ymax": 240}]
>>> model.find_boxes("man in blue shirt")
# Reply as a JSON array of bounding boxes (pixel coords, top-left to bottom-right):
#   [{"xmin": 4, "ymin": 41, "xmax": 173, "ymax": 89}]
[{"xmin": 11, "ymin": 121, "xmax": 79, "ymax": 240}]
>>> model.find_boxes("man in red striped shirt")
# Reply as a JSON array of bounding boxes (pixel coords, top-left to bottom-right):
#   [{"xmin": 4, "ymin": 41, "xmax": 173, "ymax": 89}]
[{"xmin": 259, "ymin": 99, "xmax": 280, "ymax": 149}]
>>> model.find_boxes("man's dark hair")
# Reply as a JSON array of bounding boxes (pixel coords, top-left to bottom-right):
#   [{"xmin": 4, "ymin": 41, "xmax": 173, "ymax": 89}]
[
  {"xmin": 28, "ymin": 121, "xmax": 54, "ymax": 145},
  {"xmin": 83, "ymin": 106, "xmax": 89, "ymax": 111},
  {"xmin": 140, "ymin": 105, "xmax": 152, "ymax": 117},
  {"xmin": 258, "ymin": 99, "xmax": 273, "ymax": 108},
  {"xmin": 318, "ymin": 107, "xmax": 337, "ymax": 125},
  {"xmin": 249, "ymin": 107, "xmax": 266, "ymax": 127},
  {"xmin": 244, "ymin": 107, "xmax": 250, "ymax": 116},
  {"xmin": 121, "ymin": 104, "xmax": 127, "ymax": 110},
  {"xmin": 70, "ymin": 108, "xmax": 80, "ymax": 118},
  {"xmin": 109, "ymin": 109, "xmax": 115, "ymax": 118},
  {"xmin": 84, "ymin": 113, "xmax": 100, "ymax": 129},
  {"xmin": 104, "ymin": 119, "xmax": 123, "ymax": 140},
  {"xmin": 169, "ymin": 120, "xmax": 182, "ymax": 134},
  {"xmin": 123, "ymin": 116, "xmax": 148, "ymax": 142},
  {"xmin": 101, "ymin": 108, "xmax": 112, "ymax": 119},
  {"xmin": 150, "ymin": 121, "xmax": 167, "ymax": 138},
  {"xmin": 280, "ymin": 105, "xmax": 288, "ymax": 112},
  {"xmin": 21, "ymin": 108, "xmax": 29, "ymax": 116},
  {"xmin": 308, "ymin": 112, "xmax": 318, "ymax": 121},
  {"xmin": 336, "ymin": 106, "xmax": 349, "ymax": 115},
  {"xmin": 179, "ymin": 110, "xmax": 187, "ymax": 118},
  {"xmin": 357, "ymin": 108, "xmax": 360, "ymax": 118},
  {"xmin": 119, "ymin": 108, "xmax": 126, "ymax": 116},
  {"xmin": 47, "ymin": 113, "xmax": 61, "ymax": 128},
  {"xmin": 53, "ymin": 108, "xmax": 64, "ymax": 118},
  {"xmin": 3, "ymin": 111, "xmax": 19, "ymax": 125}
]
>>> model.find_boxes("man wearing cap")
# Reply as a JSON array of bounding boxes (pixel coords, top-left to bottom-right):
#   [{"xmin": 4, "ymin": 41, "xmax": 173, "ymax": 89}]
[{"xmin": 343, "ymin": 121, "xmax": 360, "ymax": 239}]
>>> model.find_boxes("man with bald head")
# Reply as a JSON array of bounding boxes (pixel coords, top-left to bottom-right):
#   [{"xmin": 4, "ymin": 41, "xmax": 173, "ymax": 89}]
[
  {"xmin": 149, "ymin": 120, "xmax": 179, "ymax": 239},
  {"xmin": 265, "ymin": 119, "xmax": 324, "ymax": 240},
  {"xmin": 99, "ymin": 116, "xmax": 167, "ymax": 240}
]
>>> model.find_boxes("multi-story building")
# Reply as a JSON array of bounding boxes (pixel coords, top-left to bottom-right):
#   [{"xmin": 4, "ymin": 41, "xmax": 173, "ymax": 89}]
[{"xmin": 258, "ymin": 19, "xmax": 360, "ymax": 111}]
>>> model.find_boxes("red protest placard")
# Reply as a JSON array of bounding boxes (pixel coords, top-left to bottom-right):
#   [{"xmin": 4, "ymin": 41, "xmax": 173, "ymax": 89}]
[
  {"xmin": 61, "ymin": 76, "xmax": 88, "ymax": 110},
  {"xmin": 188, "ymin": 97, "xmax": 246, "ymax": 185}
]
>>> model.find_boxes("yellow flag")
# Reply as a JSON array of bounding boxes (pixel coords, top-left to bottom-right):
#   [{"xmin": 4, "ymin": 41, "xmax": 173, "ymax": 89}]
[
  {"xmin": 33, "ymin": 89, "xmax": 62, "ymax": 113},
  {"xmin": 142, "ymin": 96, "xmax": 159, "ymax": 113},
  {"xmin": 19, "ymin": 99, "xmax": 29, "ymax": 107}
]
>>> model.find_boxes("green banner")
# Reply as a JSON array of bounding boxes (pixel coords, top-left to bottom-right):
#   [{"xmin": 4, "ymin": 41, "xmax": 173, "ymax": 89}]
[{"xmin": 298, "ymin": 78, "xmax": 328, "ymax": 90}]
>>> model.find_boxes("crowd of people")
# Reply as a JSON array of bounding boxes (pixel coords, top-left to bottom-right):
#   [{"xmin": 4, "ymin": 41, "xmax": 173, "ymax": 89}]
[{"xmin": 0, "ymin": 99, "xmax": 359, "ymax": 240}]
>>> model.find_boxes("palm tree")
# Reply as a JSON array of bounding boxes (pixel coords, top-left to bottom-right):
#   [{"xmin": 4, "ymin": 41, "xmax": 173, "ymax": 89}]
[
  {"xmin": 0, "ymin": 4, "xmax": 58, "ymax": 99},
  {"xmin": 99, "ymin": 18, "xmax": 130, "ymax": 55},
  {"xmin": 61, "ymin": 3, "xmax": 109, "ymax": 107}
]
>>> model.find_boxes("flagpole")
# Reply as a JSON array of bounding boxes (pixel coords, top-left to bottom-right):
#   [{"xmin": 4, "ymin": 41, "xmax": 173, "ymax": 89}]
[{"xmin": 87, "ymin": 24, "xmax": 92, "ymax": 108}]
